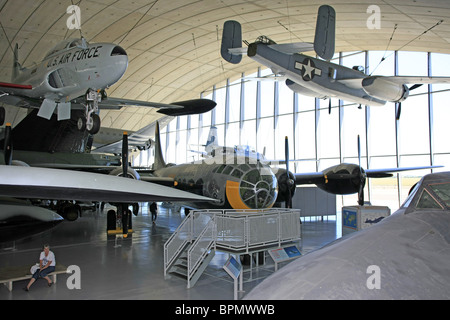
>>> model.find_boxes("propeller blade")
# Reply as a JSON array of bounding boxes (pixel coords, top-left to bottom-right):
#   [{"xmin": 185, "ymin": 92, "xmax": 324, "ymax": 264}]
[
  {"xmin": 409, "ymin": 84, "xmax": 423, "ymax": 91},
  {"xmin": 395, "ymin": 102, "xmax": 401, "ymax": 121},
  {"xmin": 328, "ymin": 98, "xmax": 332, "ymax": 114},
  {"xmin": 358, "ymin": 183, "xmax": 365, "ymax": 206},
  {"xmin": 4, "ymin": 123, "xmax": 12, "ymax": 165}
]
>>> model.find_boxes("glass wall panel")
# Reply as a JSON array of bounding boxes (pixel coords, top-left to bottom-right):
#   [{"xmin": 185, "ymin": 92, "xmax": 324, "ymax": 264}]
[
  {"xmin": 432, "ymin": 90, "xmax": 450, "ymax": 155},
  {"xmin": 279, "ymin": 82, "xmax": 294, "ymax": 115},
  {"xmin": 398, "ymin": 94, "xmax": 430, "ymax": 155},
  {"xmin": 243, "ymin": 74, "xmax": 257, "ymax": 120},
  {"xmin": 317, "ymin": 99, "xmax": 339, "ymax": 161},
  {"xmin": 260, "ymin": 69, "xmax": 275, "ymax": 118},
  {"xmin": 228, "ymin": 79, "xmax": 241, "ymax": 123},
  {"xmin": 187, "ymin": 127, "xmax": 200, "ymax": 161},
  {"xmin": 294, "ymin": 110, "xmax": 316, "ymax": 170},
  {"xmin": 214, "ymin": 86, "xmax": 226, "ymax": 125},
  {"xmin": 241, "ymin": 119, "xmax": 256, "ymax": 149},
  {"xmin": 141, "ymin": 50, "xmax": 450, "ymax": 215},
  {"xmin": 225, "ymin": 122, "xmax": 240, "ymax": 148},
  {"xmin": 257, "ymin": 117, "xmax": 274, "ymax": 160}
]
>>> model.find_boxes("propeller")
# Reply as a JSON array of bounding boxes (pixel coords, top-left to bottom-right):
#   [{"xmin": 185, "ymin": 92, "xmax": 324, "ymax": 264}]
[
  {"xmin": 396, "ymin": 84, "xmax": 423, "ymax": 120},
  {"xmin": 3, "ymin": 123, "xmax": 12, "ymax": 165}
]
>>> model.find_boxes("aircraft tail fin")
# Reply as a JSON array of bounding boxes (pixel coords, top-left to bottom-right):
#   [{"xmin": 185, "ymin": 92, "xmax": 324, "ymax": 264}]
[
  {"xmin": 221, "ymin": 20, "xmax": 243, "ymax": 64},
  {"xmin": 205, "ymin": 126, "xmax": 218, "ymax": 154},
  {"xmin": 12, "ymin": 44, "xmax": 23, "ymax": 81},
  {"xmin": 314, "ymin": 5, "xmax": 336, "ymax": 60},
  {"xmin": 153, "ymin": 121, "xmax": 167, "ymax": 170}
]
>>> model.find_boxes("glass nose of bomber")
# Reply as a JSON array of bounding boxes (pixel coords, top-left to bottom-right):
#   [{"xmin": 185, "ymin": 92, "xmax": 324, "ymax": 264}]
[{"xmin": 239, "ymin": 164, "xmax": 278, "ymax": 209}]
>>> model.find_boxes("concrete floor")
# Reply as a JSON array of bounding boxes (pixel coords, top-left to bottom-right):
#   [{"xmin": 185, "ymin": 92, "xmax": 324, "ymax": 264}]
[{"xmin": 0, "ymin": 205, "xmax": 341, "ymax": 300}]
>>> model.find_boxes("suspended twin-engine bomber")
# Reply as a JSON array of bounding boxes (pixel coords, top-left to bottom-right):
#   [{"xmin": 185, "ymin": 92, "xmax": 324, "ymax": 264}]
[{"xmin": 221, "ymin": 5, "xmax": 450, "ymax": 117}]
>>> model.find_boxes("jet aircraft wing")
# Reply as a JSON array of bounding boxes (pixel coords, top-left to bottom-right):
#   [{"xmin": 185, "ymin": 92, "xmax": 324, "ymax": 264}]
[{"xmin": 0, "ymin": 165, "xmax": 215, "ymax": 203}]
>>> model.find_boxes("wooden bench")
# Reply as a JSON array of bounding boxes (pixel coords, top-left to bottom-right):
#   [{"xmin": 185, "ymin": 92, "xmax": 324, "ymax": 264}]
[{"xmin": 0, "ymin": 264, "xmax": 67, "ymax": 292}]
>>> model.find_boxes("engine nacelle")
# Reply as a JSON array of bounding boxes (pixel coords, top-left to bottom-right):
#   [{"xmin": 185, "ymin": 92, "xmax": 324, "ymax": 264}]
[
  {"xmin": 362, "ymin": 76, "xmax": 409, "ymax": 103},
  {"xmin": 285, "ymin": 79, "xmax": 327, "ymax": 99}
]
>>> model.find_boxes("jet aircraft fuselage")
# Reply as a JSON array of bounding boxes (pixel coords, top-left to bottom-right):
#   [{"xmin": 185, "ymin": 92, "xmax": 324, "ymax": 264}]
[{"xmin": 11, "ymin": 38, "xmax": 127, "ymax": 107}]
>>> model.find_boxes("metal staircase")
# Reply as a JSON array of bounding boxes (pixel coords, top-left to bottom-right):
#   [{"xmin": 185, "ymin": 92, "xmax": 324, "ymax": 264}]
[
  {"xmin": 164, "ymin": 208, "xmax": 301, "ymax": 288},
  {"xmin": 164, "ymin": 211, "xmax": 217, "ymax": 288}
]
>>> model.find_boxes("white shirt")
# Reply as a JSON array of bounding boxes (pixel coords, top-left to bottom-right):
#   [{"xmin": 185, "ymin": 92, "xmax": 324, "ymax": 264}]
[{"xmin": 40, "ymin": 250, "xmax": 56, "ymax": 267}]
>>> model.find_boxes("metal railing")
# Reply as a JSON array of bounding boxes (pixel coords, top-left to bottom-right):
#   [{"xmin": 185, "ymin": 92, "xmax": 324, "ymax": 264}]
[{"xmin": 164, "ymin": 208, "xmax": 301, "ymax": 280}]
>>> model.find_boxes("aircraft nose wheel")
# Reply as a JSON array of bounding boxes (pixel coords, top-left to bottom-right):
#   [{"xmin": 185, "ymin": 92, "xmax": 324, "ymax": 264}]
[{"xmin": 77, "ymin": 113, "xmax": 101, "ymax": 134}]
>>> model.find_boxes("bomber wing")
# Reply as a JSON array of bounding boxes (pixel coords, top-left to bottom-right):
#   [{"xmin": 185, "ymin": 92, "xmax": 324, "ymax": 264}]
[{"xmin": 365, "ymin": 165, "xmax": 443, "ymax": 178}]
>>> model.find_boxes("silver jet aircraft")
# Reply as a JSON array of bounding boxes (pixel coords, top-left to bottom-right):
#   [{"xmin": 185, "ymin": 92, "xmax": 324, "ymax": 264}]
[
  {"xmin": 221, "ymin": 5, "xmax": 450, "ymax": 113},
  {"xmin": 0, "ymin": 38, "xmax": 215, "ymax": 134}
]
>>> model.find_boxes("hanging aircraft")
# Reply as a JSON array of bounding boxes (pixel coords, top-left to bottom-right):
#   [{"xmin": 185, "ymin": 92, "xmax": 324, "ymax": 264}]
[
  {"xmin": 139, "ymin": 123, "xmax": 440, "ymax": 210},
  {"xmin": 221, "ymin": 5, "xmax": 450, "ymax": 116},
  {"xmin": 245, "ymin": 171, "xmax": 450, "ymax": 299},
  {"xmin": 0, "ymin": 37, "xmax": 216, "ymax": 134},
  {"xmin": 188, "ymin": 126, "xmax": 268, "ymax": 162}
]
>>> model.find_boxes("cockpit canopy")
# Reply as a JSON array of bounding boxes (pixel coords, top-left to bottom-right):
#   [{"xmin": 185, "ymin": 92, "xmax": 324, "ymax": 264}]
[
  {"xmin": 402, "ymin": 173, "xmax": 450, "ymax": 212},
  {"xmin": 255, "ymin": 35, "xmax": 277, "ymax": 45},
  {"xmin": 45, "ymin": 38, "xmax": 89, "ymax": 59}
]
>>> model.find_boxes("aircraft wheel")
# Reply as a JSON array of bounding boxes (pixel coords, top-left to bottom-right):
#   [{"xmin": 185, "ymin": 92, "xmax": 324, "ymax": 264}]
[
  {"xmin": 87, "ymin": 114, "xmax": 101, "ymax": 135},
  {"xmin": 77, "ymin": 117, "xmax": 86, "ymax": 131},
  {"xmin": 107, "ymin": 209, "xmax": 116, "ymax": 231}
]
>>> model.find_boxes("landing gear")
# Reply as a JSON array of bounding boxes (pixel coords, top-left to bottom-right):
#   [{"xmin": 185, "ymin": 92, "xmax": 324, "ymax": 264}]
[
  {"xmin": 77, "ymin": 89, "xmax": 102, "ymax": 134},
  {"xmin": 106, "ymin": 203, "xmax": 139, "ymax": 236},
  {"xmin": 77, "ymin": 113, "xmax": 100, "ymax": 134}
]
